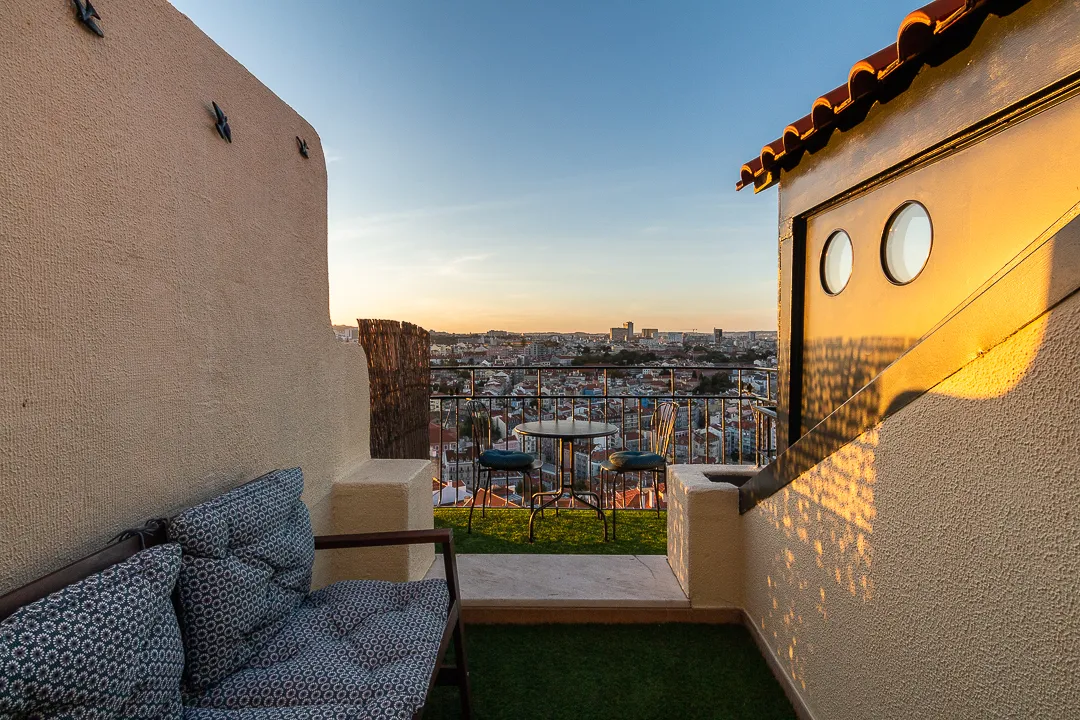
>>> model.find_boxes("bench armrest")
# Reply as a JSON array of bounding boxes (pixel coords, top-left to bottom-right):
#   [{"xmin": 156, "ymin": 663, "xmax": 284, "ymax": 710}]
[{"xmin": 313, "ymin": 528, "xmax": 462, "ymax": 606}]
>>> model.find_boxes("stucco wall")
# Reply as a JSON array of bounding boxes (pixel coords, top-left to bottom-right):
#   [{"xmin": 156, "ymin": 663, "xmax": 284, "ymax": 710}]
[
  {"xmin": 0, "ymin": 0, "xmax": 370, "ymax": 593},
  {"xmin": 742, "ymin": 291, "xmax": 1080, "ymax": 718}
]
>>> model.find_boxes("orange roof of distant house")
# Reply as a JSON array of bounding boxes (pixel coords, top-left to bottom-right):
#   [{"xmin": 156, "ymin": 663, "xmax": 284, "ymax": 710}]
[
  {"xmin": 736, "ymin": 0, "xmax": 1028, "ymax": 192},
  {"xmin": 430, "ymin": 422, "xmax": 457, "ymax": 445},
  {"xmin": 454, "ymin": 488, "xmax": 522, "ymax": 508}
]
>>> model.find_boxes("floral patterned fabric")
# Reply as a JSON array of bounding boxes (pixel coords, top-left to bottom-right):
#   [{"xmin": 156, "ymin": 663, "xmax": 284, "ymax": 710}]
[
  {"xmin": 183, "ymin": 578, "xmax": 449, "ymax": 720},
  {"xmin": 0, "ymin": 543, "xmax": 184, "ymax": 719},
  {"xmin": 168, "ymin": 468, "xmax": 315, "ymax": 693}
]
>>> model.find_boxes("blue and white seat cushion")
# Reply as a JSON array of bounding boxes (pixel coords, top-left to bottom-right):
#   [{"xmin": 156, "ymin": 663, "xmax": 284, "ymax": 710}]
[
  {"xmin": 168, "ymin": 468, "xmax": 315, "ymax": 692},
  {"xmin": 182, "ymin": 577, "xmax": 450, "ymax": 720},
  {"xmin": 601, "ymin": 450, "xmax": 666, "ymax": 471},
  {"xmin": 478, "ymin": 449, "xmax": 536, "ymax": 470},
  {"xmin": 0, "ymin": 543, "xmax": 185, "ymax": 719}
]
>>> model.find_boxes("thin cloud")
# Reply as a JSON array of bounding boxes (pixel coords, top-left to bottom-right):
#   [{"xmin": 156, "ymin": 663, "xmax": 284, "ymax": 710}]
[{"xmin": 323, "ymin": 144, "xmax": 343, "ymax": 164}]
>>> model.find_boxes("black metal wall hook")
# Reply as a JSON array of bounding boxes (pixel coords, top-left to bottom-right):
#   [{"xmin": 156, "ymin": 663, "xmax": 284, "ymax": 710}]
[
  {"xmin": 212, "ymin": 102, "xmax": 232, "ymax": 143},
  {"xmin": 296, "ymin": 136, "xmax": 309, "ymax": 158},
  {"xmin": 74, "ymin": 0, "xmax": 104, "ymax": 37}
]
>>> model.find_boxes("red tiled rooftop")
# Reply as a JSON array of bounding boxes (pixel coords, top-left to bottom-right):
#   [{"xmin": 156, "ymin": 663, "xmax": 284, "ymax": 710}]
[
  {"xmin": 430, "ymin": 422, "xmax": 457, "ymax": 445},
  {"xmin": 736, "ymin": 0, "xmax": 1027, "ymax": 192}
]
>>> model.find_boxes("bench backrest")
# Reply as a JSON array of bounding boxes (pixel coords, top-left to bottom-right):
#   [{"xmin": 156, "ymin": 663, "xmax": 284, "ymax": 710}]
[
  {"xmin": 0, "ymin": 521, "xmax": 168, "ymax": 622},
  {"xmin": 166, "ymin": 467, "xmax": 314, "ymax": 692}
]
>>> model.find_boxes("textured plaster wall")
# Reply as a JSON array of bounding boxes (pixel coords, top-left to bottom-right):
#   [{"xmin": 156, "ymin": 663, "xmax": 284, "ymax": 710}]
[
  {"xmin": 666, "ymin": 464, "xmax": 749, "ymax": 609},
  {"xmin": 327, "ymin": 459, "xmax": 436, "ymax": 584},
  {"xmin": 741, "ymin": 292, "xmax": 1080, "ymax": 718},
  {"xmin": 0, "ymin": 0, "xmax": 370, "ymax": 593}
]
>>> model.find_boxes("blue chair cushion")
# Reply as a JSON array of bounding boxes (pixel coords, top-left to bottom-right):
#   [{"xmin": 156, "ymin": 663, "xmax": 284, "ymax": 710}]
[
  {"xmin": 478, "ymin": 449, "xmax": 535, "ymax": 470},
  {"xmin": 182, "ymin": 578, "xmax": 450, "ymax": 720},
  {"xmin": 602, "ymin": 450, "xmax": 666, "ymax": 471},
  {"xmin": 168, "ymin": 468, "xmax": 315, "ymax": 693},
  {"xmin": 0, "ymin": 543, "xmax": 184, "ymax": 719}
]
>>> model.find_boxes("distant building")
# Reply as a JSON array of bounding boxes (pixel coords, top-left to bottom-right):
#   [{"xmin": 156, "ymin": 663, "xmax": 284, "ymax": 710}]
[
  {"xmin": 623, "ymin": 321, "xmax": 634, "ymax": 339},
  {"xmin": 748, "ymin": 331, "xmax": 757, "ymax": 341},
  {"xmin": 334, "ymin": 327, "xmax": 358, "ymax": 343},
  {"xmin": 713, "ymin": 328, "xmax": 723, "ymax": 344},
  {"xmin": 610, "ymin": 327, "xmax": 629, "ymax": 342},
  {"xmin": 660, "ymin": 331, "xmax": 683, "ymax": 344},
  {"xmin": 525, "ymin": 342, "xmax": 552, "ymax": 361},
  {"xmin": 641, "ymin": 328, "xmax": 658, "ymax": 339}
]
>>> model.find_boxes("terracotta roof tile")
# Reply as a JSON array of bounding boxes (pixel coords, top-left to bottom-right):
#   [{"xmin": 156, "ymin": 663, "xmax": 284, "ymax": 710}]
[{"xmin": 736, "ymin": 0, "xmax": 1025, "ymax": 192}]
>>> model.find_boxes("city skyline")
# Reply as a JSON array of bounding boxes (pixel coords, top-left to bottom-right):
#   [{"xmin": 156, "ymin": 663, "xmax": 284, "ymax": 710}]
[
  {"xmin": 336, "ymin": 323, "xmax": 773, "ymax": 336},
  {"xmin": 169, "ymin": 0, "xmax": 920, "ymax": 333}
]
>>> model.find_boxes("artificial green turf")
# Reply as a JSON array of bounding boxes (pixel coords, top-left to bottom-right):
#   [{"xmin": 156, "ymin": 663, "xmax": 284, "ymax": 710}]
[
  {"xmin": 434, "ymin": 508, "xmax": 666, "ymax": 555},
  {"xmin": 422, "ymin": 623, "xmax": 796, "ymax": 720}
]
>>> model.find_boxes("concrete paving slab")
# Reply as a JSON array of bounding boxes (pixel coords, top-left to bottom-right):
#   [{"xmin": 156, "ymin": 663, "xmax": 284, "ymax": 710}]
[{"xmin": 425, "ymin": 554, "xmax": 689, "ymax": 608}]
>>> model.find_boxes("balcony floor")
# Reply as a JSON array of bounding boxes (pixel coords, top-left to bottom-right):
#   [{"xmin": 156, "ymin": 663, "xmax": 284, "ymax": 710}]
[{"xmin": 423, "ymin": 623, "xmax": 797, "ymax": 720}]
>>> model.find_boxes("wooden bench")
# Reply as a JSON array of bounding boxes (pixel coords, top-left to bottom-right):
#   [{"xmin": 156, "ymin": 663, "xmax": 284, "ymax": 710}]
[{"xmin": 0, "ymin": 470, "xmax": 471, "ymax": 720}]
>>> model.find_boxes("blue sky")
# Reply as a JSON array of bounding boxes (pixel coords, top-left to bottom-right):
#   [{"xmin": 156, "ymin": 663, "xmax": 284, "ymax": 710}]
[{"xmin": 169, "ymin": 0, "xmax": 919, "ymax": 333}]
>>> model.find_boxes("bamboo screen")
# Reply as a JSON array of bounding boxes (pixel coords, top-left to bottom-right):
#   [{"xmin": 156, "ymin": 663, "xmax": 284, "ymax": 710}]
[{"xmin": 357, "ymin": 319, "xmax": 430, "ymax": 459}]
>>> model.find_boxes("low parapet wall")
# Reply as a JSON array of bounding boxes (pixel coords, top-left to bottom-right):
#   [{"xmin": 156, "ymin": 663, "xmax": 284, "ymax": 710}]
[{"xmin": 667, "ymin": 464, "xmax": 756, "ymax": 609}]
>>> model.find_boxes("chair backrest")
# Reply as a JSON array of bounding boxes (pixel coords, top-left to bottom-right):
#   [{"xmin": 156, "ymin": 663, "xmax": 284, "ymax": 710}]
[
  {"xmin": 649, "ymin": 401, "xmax": 679, "ymax": 459},
  {"xmin": 464, "ymin": 399, "xmax": 495, "ymax": 455}
]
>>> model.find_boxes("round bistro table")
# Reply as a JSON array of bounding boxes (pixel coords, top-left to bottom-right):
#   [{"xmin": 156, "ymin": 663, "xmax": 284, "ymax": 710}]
[{"xmin": 513, "ymin": 420, "xmax": 618, "ymax": 542}]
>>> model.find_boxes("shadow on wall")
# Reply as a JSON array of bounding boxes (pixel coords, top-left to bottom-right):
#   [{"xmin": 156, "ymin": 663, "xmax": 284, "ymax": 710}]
[
  {"xmin": 756, "ymin": 412, "xmax": 880, "ymax": 691},
  {"xmin": 749, "ymin": 201, "xmax": 1080, "ymax": 702},
  {"xmin": 801, "ymin": 336, "xmax": 914, "ymax": 432}
]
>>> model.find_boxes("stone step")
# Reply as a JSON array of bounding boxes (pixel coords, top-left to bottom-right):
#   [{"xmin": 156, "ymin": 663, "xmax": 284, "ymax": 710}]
[{"xmin": 425, "ymin": 553, "xmax": 689, "ymax": 609}]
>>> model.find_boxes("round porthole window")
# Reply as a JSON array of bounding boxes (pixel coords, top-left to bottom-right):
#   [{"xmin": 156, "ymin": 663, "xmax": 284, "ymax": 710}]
[
  {"xmin": 882, "ymin": 202, "xmax": 932, "ymax": 284},
  {"xmin": 821, "ymin": 230, "xmax": 853, "ymax": 295}
]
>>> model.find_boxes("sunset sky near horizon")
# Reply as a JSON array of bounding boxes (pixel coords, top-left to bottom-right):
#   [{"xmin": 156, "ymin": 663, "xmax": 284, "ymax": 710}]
[{"xmin": 170, "ymin": 0, "xmax": 919, "ymax": 334}]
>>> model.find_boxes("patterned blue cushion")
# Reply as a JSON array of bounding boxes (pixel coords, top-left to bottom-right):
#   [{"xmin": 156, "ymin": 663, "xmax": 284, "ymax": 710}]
[
  {"xmin": 168, "ymin": 468, "xmax": 315, "ymax": 693},
  {"xmin": 183, "ymin": 706, "xmax": 394, "ymax": 719},
  {"xmin": 478, "ymin": 449, "xmax": 535, "ymax": 470},
  {"xmin": 0, "ymin": 543, "xmax": 184, "ymax": 719},
  {"xmin": 183, "ymin": 578, "xmax": 450, "ymax": 720},
  {"xmin": 602, "ymin": 450, "xmax": 666, "ymax": 471}
]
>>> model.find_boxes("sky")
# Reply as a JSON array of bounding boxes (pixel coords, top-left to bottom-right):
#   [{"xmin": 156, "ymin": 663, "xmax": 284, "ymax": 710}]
[{"xmin": 169, "ymin": 0, "xmax": 920, "ymax": 334}]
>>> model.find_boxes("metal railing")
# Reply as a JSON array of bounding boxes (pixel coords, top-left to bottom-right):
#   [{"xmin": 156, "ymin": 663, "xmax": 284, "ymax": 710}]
[
  {"xmin": 430, "ymin": 364, "xmax": 777, "ymax": 510},
  {"xmin": 752, "ymin": 404, "xmax": 778, "ymax": 468}
]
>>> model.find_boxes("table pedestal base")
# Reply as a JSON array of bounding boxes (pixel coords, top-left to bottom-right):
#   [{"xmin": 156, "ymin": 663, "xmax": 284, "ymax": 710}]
[{"xmin": 528, "ymin": 439, "xmax": 608, "ymax": 543}]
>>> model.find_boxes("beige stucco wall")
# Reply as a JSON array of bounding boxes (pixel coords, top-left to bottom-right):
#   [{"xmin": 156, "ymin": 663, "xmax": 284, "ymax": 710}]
[
  {"xmin": 742, "ymin": 291, "xmax": 1080, "ymax": 718},
  {"xmin": 0, "ymin": 0, "xmax": 372, "ymax": 593},
  {"xmin": 327, "ymin": 459, "xmax": 436, "ymax": 584},
  {"xmin": 667, "ymin": 464, "xmax": 751, "ymax": 609}
]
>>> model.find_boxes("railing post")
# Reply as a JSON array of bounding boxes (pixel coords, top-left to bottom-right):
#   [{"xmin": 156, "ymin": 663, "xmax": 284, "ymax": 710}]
[
  {"xmin": 737, "ymin": 369, "xmax": 744, "ymax": 465},
  {"xmin": 439, "ymin": 398, "xmax": 445, "ymax": 487},
  {"xmin": 755, "ymin": 408, "xmax": 761, "ymax": 466},
  {"xmin": 669, "ymin": 368, "xmax": 677, "ymax": 462},
  {"xmin": 721, "ymin": 398, "xmax": 727, "ymax": 464},
  {"xmin": 704, "ymin": 397, "xmax": 710, "ymax": 464},
  {"xmin": 688, "ymin": 395, "xmax": 693, "ymax": 464},
  {"xmin": 455, "ymin": 398, "xmax": 462, "ymax": 500}
]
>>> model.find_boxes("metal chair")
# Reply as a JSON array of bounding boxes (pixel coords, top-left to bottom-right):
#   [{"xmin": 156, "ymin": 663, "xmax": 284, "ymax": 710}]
[
  {"xmin": 599, "ymin": 400, "xmax": 678, "ymax": 540},
  {"xmin": 464, "ymin": 399, "xmax": 542, "ymax": 533}
]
